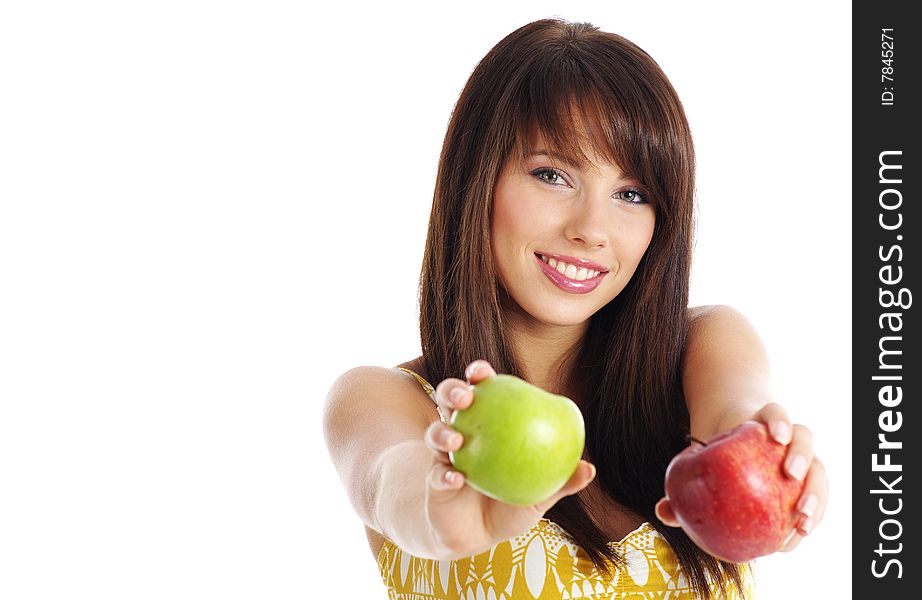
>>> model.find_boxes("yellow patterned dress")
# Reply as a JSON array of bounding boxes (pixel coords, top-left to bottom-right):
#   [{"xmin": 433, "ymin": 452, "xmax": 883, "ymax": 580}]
[{"xmin": 378, "ymin": 368, "xmax": 755, "ymax": 599}]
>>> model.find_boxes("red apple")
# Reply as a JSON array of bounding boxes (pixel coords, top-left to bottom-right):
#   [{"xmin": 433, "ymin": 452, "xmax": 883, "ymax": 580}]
[{"xmin": 663, "ymin": 421, "xmax": 805, "ymax": 562}]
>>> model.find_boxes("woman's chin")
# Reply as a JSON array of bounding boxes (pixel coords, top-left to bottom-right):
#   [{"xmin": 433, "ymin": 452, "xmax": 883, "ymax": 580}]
[
  {"xmin": 522, "ymin": 304, "xmax": 600, "ymax": 328},
  {"xmin": 500, "ymin": 286, "xmax": 611, "ymax": 328}
]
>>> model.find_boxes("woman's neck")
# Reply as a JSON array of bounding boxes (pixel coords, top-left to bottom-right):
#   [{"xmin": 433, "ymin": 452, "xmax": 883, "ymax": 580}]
[{"xmin": 504, "ymin": 311, "xmax": 588, "ymax": 396}]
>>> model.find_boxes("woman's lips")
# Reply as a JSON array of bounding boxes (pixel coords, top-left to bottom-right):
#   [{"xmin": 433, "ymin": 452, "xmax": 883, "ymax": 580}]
[
  {"xmin": 537, "ymin": 252, "xmax": 609, "ymax": 274},
  {"xmin": 535, "ymin": 253, "xmax": 607, "ymax": 294}
]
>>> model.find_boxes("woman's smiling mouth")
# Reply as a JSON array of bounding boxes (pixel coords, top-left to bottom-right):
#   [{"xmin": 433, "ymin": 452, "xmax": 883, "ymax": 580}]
[{"xmin": 535, "ymin": 252, "xmax": 609, "ymax": 294}]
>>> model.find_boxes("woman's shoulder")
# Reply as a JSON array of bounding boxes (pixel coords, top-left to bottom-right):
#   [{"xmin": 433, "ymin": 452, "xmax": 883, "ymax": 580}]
[
  {"xmin": 327, "ymin": 358, "xmax": 426, "ymax": 396},
  {"xmin": 324, "ymin": 357, "xmax": 436, "ymax": 419},
  {"xmin": 333, "ymin": 356, "xmax": 428, "ymax": 388},
  {"xmin": 323, "ymin": 358, "xmax": 442, "ymax": 459},
  {"xmin": 687, "ymin": 304, "xmax": 739, "ymax": 321},
  {"xmin": 687, "ymin": 304, "xmax": 752, "ymax": 332}
]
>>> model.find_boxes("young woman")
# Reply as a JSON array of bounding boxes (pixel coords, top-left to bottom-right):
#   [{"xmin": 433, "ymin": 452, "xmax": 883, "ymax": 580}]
[{"xmin": 324, "ymin": 18, "xmax": 827, "ymax": 599}]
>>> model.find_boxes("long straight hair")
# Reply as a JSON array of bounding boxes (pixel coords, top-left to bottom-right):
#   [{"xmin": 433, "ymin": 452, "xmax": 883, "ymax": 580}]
[{"xmin": 418, "ymin": 19, "xmax": 745, "ymax": 598}]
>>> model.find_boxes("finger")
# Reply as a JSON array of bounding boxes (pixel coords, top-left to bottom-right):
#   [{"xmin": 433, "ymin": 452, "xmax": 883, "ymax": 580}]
[
  {"xmin": 780, "ymin": 528, "xmax": 803, "ymax": 553},
  {"xmin": 465, "ymin": 360, "xmax": 497, "ymax": 384},
  {"xmin": 783, "ymin": 424, "xmax": 815, "ymax": 481},
  {"xmin": 794, "ymin": 457, "xmax": 828, "ymax": 532},
  {"xmin": 782, "ymin": 458, "xmax": 827, "ymax": 552},
  {"xmin": 427, "ymin": 461, "xmax": 466, "ymax": 494},
  {"xmin": 533, "ymin": 460, "xmax": 595, "ymax": 514},
  {"xmin": 424, "ymin": 421, "xmax": 464, "ymax": 459},
  {"xmin": 655, "ymin": 498, "xmax": 680, "ymax": 527},
  {"xmin": 557, "ymin": 460, "xmax": 596, "ymax": 496},
  {"xmin": 752, "ymin": 402, "xmax": 793, "ymax": 445},
  {"xmin": 434, "ymin": 378, "xmax": 474, "ymax": 412},
  {"xmin": 780, "ymin": 511, "xmax": 813, "ymax": 552}
]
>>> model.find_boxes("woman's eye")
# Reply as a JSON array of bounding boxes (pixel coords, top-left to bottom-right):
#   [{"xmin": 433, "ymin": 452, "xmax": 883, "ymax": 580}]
[
  {"xmin": 613, "ymin": 189, "xmax": 649, "ymax": 204},
  {"xmin": 531, "ymin": 168, "xmax": 567, "ymax": 186}
]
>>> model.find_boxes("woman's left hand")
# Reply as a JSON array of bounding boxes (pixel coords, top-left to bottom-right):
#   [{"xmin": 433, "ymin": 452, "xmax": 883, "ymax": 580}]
[{"xmin": 654, "ymin": 402, "xmax": 828, "ymax": 553}]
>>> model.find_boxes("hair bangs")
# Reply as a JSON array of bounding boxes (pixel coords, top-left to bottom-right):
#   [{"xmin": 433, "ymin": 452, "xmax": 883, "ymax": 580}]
[{"xmin": 509, "ymin": 63, "xmax": 658, "ymax": 203}]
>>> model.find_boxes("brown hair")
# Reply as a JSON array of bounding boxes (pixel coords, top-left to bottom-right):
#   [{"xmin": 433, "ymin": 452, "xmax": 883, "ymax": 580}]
[{"xmin": 418, "ymin": 19, "xmax": 745, "ymax": 598}]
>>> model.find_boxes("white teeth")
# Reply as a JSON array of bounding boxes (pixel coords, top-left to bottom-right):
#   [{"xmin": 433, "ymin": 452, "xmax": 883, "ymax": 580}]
[{"xmin": 539, "ymin": 254, "xmax": 602, "ymax": 281}]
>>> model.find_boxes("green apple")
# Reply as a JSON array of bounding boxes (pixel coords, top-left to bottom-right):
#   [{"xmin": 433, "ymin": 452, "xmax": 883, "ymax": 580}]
[{"xmin": 448, "ymin": 374, "xmax": 585, "ymax": 506}]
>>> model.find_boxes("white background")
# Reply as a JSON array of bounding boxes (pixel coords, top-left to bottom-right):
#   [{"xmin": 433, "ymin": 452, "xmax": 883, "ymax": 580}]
[{"xmin": 0, "ymin": 1, "xmax": 850, "ymax": 598}]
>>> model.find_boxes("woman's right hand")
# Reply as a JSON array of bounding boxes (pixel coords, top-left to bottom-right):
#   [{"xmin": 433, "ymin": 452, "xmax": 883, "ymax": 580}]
[{"xmin": 422, "ymin": 360, "xmax": 596, "ymax": 558}]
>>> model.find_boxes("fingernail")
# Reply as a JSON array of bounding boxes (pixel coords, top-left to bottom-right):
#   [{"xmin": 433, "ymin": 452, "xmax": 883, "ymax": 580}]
[
  {"xmin": 465, "ymin": 362, "xmax": 483, "ymax": 379},
  {"xmin": 441, "ymin": 429, "xmax": 458, "ymax": 446},
  {"xmin": 799, "ymin": 517, "xmax": 814, "ymax": 535},
  {"xmin": 788, "ymin": 455, "xmax": 808, "ymax": 481},
  {"xmin": 444, "ymin": 470, "xmax": 457, "ymax": 484},
  {"xmin": 449, "ymin": 387, "xmax": 465, "ymax": 405},
  {"xmin": 771, "ymin": 421, "xmax": 792, "ymax": 444},
  {"xmin": 798, "ymin": 493, "xmax": 818, "ymax": 518}
]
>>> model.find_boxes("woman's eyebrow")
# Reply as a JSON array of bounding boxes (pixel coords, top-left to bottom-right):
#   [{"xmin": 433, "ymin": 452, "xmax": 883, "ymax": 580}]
[
  {"xmin": 527, "ymin": 149, "xmax": 573, "ymax": 163},
  {"xmin": 527, "ymin": 150, "xmax": 634, "ymax": 183}
]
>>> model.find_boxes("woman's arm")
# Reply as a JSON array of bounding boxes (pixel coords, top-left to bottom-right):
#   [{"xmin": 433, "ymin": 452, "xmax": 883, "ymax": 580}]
[
  {"xmin": 323, "ymin": 363, "xmax": 595, "ymax": 560},
  {"xmin": 682, "ymin": 305, "xmax": 773, "ymax": 440},
  {"xmin": 658, "ymin": 305, "xmax": 828, "ymax": 551},
  {"xmin": 323, "ymin": 367, "xmax": 448, "ymax": 557}
]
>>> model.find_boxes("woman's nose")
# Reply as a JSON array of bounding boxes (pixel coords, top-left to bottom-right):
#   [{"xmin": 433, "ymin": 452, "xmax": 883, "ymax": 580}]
[{"xmin": 564, "ymin": 195, "xmax": 608, "ymax": 249}]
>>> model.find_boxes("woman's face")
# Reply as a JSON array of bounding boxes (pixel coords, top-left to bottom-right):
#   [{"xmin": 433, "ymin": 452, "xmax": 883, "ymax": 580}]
[{"xmin": 491, "ymin": 129, "xmax": 656, "ymax": 327}]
